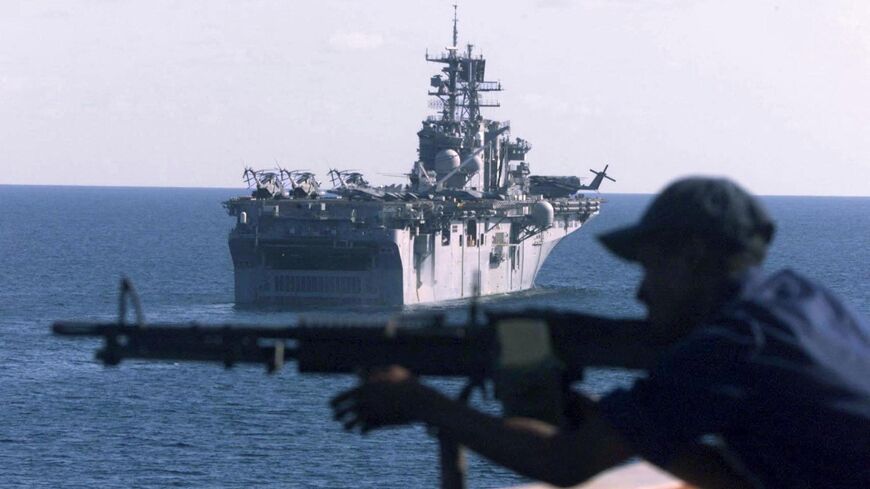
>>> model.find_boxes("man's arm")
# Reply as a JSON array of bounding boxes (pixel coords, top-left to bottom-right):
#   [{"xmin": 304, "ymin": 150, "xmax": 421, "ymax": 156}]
[
  {"xmin": 332, "ymin": 367, "xmax": 762, "ymax": 488},
  {"xmin": 332, "ymin": 367, "xmax": 633, "ymax": 487},
  {"xmin": 420, "ymin": 389, "xmax": 759, "ymax": 489},
  {"xmin": 435, "ymin": 405, "xmax": 634, "ymax": 487}
]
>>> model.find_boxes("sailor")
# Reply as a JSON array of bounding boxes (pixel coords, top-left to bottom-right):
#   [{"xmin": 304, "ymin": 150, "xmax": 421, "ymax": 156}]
[{"xmin": 331, "ymin": 177, "xmax": 870, "ymax": 488}]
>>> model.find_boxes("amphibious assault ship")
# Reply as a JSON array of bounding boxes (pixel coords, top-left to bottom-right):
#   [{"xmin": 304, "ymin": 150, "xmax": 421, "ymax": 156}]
[{"xmin": 224, "ymin": 13, "xmax": 613, "ymax": 306}]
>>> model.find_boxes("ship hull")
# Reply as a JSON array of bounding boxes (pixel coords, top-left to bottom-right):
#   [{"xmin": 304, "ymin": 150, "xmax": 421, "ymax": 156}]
[{"xmin": 228, "ymin": 212, "xmax": 589, "ymax": 307}]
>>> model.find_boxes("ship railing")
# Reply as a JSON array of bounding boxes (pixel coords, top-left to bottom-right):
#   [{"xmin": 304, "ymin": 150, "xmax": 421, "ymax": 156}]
[
  {"xmin": 476, "ymin": 81, "xmax": 502, "ymax": 91},
  {"xmin": 426, "ymin": 52, "xmax": 453, "ymax": 62},
  {"xmin": 456, "ymin": 98, "xmax": 500, "ymax": 108}
]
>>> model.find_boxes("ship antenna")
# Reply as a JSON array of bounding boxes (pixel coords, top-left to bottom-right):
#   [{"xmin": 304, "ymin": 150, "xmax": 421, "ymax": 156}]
[{"xmin": 452, "ymin": 4, "xmax": 458, "ymax": 49}]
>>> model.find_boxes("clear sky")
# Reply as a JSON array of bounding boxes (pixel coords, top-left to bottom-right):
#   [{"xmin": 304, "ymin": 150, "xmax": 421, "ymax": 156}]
[{"xmin": 2, "ymin": 0, "xmax": 868, "ymax": 196}]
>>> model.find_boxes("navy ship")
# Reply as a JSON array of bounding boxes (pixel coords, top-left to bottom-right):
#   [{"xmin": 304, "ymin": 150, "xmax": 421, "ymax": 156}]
[{"xmin": 224, "ymin": 11, "xmax": 612, "ymax": 306}]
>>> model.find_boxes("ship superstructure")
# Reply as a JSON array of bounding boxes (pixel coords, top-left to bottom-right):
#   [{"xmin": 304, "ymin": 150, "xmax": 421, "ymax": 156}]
[{"xmin": 224, "ymin": 11, "xmax": 612, "ymax": 306}]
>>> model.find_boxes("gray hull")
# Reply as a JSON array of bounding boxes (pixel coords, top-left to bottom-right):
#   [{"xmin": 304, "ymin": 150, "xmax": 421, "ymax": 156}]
[{"xmin": 227, "ymin": 199, "xmax": 594, "ymax": 306}]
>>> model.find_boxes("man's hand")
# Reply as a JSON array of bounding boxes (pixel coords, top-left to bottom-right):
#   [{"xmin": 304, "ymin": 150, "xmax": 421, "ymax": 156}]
[{"xmin": 330, "ymin": 366, "xmax": 434, "ymax": 433}]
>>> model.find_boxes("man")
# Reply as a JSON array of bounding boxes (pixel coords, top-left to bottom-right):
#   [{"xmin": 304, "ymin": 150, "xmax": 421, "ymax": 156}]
[{"xmin": 331, "ymin": 177, "xmax": 870, "ymax": 488}]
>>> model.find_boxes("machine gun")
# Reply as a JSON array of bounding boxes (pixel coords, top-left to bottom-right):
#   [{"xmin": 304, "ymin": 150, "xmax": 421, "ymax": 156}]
[{"xmin": 52, "ymin": 279, "xmax": 660, "ymax": 489}]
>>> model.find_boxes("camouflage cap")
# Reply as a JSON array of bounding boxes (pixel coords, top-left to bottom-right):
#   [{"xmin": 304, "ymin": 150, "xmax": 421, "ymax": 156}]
[{"xmin": 599, "ymin": 177, "xmax": 775, "ymax": 262}]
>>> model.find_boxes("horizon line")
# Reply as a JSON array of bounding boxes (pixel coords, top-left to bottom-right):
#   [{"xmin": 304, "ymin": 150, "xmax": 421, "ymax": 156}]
[{"xmin": 1, "ymin": 182, "xmax": 868, "ymax": 198}]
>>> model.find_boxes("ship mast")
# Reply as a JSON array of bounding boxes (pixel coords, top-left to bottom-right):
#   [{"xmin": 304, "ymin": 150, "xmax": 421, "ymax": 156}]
[
  {"xmin": 425, "ymin": 6, "xmax": 501, "ymax": 130},
  {"xmin": 447, "ymin": 5, "xmax": 459, "ymax": 126}
]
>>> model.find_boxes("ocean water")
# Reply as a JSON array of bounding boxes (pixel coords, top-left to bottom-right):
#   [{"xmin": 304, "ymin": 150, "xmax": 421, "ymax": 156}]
[{"xmin": 0, "ymin": 185, "xmax": 868, "ymax": 488}]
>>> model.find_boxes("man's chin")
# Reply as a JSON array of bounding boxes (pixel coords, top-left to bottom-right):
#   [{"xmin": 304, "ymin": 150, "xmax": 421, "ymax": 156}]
[
  {"xmin": 645, "ymin": 308, "xmax": 669, "ymax": 328},
  {"xmin": 645, "ymin": 313, "xmax": 693, "ymax": 343}
]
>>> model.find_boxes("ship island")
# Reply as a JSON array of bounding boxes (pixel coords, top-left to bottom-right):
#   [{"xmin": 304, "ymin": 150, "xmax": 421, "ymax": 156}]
[{"xmin": 223, "ymin": 13, "xmax": 613, "ymax": 307}]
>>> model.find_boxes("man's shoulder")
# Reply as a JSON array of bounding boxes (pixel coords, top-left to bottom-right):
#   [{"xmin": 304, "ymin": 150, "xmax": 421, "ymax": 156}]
[
  {"xmin": 745, "ymin": 268, "xmax": 830, "ymax": 304},
  {"xmin": 717, "ymin": 268, "xmax": 870, "ymax": 396},
  {"xmin": 662, "ymin": 268, "xmax": 867, "ymax": 377},
  {"xmin": 725, "ymin": 268, "xmax": 868, "ymax": 342}
]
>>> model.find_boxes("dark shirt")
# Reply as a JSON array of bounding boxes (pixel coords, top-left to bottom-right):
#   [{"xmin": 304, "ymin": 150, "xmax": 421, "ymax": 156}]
[{"xmin": 599, "ymin": 269, "xmax": 870, "ymax": 489}]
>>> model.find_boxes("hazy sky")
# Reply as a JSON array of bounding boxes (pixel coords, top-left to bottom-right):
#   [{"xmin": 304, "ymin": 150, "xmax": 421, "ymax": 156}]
[{"xmin": 2, "ymin": 0, "xmax": 869, "ymax": 195}]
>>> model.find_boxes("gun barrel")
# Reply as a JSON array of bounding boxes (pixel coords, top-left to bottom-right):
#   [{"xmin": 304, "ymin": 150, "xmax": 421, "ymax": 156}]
[
  {"xmin": 53, "ymin": 321, "xmax": 301, "ymax": 371},
  {"xmin": 51, "ymin": 320, "xmax": 494, "ymax": 377},
  {"xmin": 53, "ymin": 321, "xmax": 112, "ymax": 336},
  {"xmin": 52, "ymin": 321, "xmax": 302, "ymax": 338}
]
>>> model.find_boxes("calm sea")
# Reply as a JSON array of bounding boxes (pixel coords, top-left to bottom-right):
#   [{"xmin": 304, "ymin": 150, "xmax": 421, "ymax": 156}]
[{"xmin": 1, "ymin": 186, "xmax": 868, "ymax": 488}]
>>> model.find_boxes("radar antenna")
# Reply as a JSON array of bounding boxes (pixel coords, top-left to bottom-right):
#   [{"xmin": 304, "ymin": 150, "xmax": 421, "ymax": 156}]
[{"xmin": 452, "ymin": 4, "xmax": 458, "ymax": 49}]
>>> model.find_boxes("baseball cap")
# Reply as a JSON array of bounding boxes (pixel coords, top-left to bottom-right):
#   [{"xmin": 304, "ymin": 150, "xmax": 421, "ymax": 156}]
[{"xmin": 599, "ymin": 177, "xmax": 775, "ymax": 262}]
